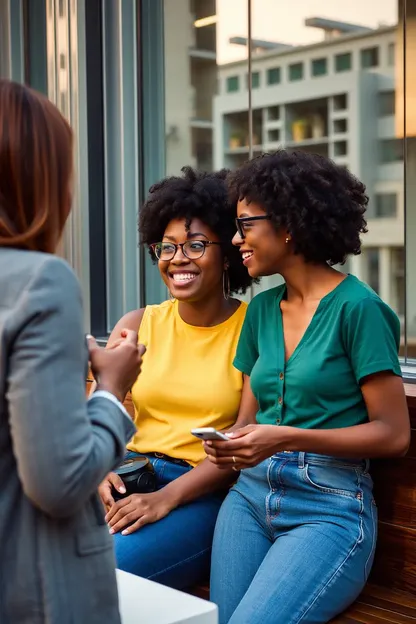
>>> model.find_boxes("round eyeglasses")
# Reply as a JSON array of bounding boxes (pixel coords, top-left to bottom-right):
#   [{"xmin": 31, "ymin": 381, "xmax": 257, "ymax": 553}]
[{"xmin": 150, "ymin": 240, "xmax": 222, "ymax": 261}]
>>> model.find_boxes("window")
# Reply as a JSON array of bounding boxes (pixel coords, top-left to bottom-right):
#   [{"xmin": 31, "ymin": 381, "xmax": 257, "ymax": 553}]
[
  {"xmin": 378, "ymin": 91, "xmax": 395, "ymax": 117},
  {"xmin": 335, "ymin": 53, "xmax": 352, "ymax": 72},
  {"xmin": 288, "ymin": 62, "xmax": 303, "ymax": 81},
  {"xmin": 379, "ymin": 139, "xmax": 404, "ymax": 164},
  {"xmin": 367, "ymin": 249, "xmax": 380, "ymax": 294},
  {"xmin": 387, "ymin": 42, "xmax": 395, "ymax": 66},
  {"xmin": 311, "ymin": 58, "xmax": 327, "ymax": 77},
  {"xmin": 375, "ymin": 194, "xmax": 397, "ymax": 218},
  {"xmin": 267, "ymin": 67, "xmax": 281, "ymax": 85},
  {"xmin": 59, "ymin": 53, "xmax": 66, "ymax": 69},
  {"xmin": 226, "ymin": 76, "xmax": 239, "ymax": 93},
  {"xmin": 251, "ymin": 71, "xmax": 260, "ymax": 89},
  {"xmin": 361, "ymin": 47, "xmax": 379, "ymax": 68}
]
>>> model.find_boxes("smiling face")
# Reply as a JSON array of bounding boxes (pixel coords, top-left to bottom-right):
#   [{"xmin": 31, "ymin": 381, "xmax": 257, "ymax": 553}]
[
  {"xmin": 157, "ymin": 217, "xmax": 226, "ymax": 302},
  {"xmin": 232, "ymin": 199, "xmax": 291, "ymax": 278}
]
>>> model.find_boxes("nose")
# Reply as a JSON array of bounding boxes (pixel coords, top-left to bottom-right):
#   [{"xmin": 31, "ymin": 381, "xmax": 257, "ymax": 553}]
[
  {"xmin": 232, "ymin": 230, "xmax": 244, "ymax": 246},
  {"xmin": 170, "ymin": 246, "xmax": 189, "ymax": 264}
]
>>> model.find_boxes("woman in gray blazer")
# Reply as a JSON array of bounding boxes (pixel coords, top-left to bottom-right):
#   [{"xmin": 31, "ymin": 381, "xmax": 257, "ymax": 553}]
[{"xmin": 0, "ymin": 80, "xmax": 145, "ymax": 623}]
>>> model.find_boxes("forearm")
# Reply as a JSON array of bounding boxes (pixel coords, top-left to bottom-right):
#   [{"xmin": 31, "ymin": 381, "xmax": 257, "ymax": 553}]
[
  {"xmin": 162, "ymin": 458, "xmax": 234, "ymax": 508},
  {"xmin": 286, "ymin": 420, "xmax": 409, "ymax": 458}
]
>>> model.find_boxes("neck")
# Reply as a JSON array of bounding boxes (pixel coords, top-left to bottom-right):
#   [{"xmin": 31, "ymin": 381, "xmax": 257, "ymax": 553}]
[
  {"xmin": 280, "ymin": 260, "xmax": 344, "ymax": 302},
  {"xmin": 177, "ymin": 290, "xmax": 237, "ymax": 327}
]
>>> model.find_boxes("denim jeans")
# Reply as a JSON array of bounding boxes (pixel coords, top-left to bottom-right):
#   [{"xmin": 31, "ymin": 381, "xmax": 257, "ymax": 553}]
[
  {"xmin": 113, "ymin": 452, "xmax": 223, "ymax": 589},
  {"xmin": 210, "ymin": 451, "xmax": 377, "ymax": 624}
]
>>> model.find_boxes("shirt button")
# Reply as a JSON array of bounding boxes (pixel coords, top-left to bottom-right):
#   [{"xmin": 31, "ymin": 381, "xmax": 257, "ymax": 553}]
[
  {"xmin": 279, "ymin": 372, "xmax": 284, "ymax": 380},
  {"xmin": 276, "ymin": 418, "xmax": 281, "ymax": 425},
  {"xmin": 278, "ymin": 396, "xmax": 283, "ymax": 405}
]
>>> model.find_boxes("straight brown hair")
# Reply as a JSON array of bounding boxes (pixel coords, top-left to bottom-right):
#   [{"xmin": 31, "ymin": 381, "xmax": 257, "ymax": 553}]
[{"xmin": 0, "ymin": 80, "xmax": 73, "ymax": 253}]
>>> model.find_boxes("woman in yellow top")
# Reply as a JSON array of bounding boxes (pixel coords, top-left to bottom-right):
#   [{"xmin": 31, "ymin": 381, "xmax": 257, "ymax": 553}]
[{"xmin": 98, "ymin": 167, "xmax": 255, "ymax": 589}]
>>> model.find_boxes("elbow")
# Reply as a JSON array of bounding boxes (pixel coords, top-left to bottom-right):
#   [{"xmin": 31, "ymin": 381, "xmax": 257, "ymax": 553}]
[{"xmin": 389, "ymin": 431, "xmax": 411, "ymax": 458}]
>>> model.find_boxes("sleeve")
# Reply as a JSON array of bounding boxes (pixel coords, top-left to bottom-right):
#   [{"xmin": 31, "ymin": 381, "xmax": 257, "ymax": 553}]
[
  {"xmin": 343, "ymin": 296, "xmax": 402, "ymax": 384},
  {"xmin": 6, "ymin": 257, "xmax": 136, "ymax": 519},
  {"xmin": 233, "ymin": 300, "xmax": 259, "ymax": 376}
]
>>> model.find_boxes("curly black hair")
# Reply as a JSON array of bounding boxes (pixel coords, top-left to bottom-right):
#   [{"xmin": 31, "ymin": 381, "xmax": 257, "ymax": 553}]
[
  {"xmin": 227, "ymin": 150, "xmax": 368, "ymax": 266},
  {"xmin": 139, "ymin": 166, "xmax": 254, "ymax": 294}
]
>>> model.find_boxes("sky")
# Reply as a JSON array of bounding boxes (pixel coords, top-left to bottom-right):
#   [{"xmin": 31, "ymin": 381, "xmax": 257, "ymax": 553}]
[{"xmin": 216, "ymin": 0, "xmax": 398, "ymax": 64}]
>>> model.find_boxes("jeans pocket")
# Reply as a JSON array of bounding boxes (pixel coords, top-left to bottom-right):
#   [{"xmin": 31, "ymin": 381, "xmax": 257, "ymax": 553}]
[{"xmin": 302, "ymin": 463, "xmax": 359, "ymax": 498}]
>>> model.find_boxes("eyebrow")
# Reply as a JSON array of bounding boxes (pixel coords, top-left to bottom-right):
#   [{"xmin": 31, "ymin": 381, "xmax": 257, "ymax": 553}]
[
  {"xmin": 162, "ymin": 232, "xmax": 209, "ymax": 242},
  {"xmin": 238, "ymin": 213, "xmax": 251, "ymax": 218}
]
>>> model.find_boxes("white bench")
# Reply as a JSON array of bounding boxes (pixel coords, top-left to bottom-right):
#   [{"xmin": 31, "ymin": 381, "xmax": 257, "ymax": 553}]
[{"xmin": 116, "ymin": 569, "xmax": 218, "ymax": 624}]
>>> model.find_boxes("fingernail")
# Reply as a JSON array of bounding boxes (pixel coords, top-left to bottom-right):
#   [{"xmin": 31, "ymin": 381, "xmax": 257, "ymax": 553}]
[
  {"xmin": 109, "ymin": 528, "xmax": 114, "ymax": 534},
  {"xmin": 86, "ymin": 334, "xmax": 93, "ymax": 340},
  {"xmin": 226, "ymin": 432, "xmax": 234, "ymax": 438},
  {"xmin": 119, "ymin": 486, "xmax": 126, "ymax": 493},
  {"xmin": 121, "ymin": 529, "xmax": 128, "ymax": 536}
]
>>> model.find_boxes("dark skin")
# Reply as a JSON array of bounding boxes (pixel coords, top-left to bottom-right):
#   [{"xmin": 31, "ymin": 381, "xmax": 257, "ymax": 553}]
[
  {"xmin": 204, "ymin": 199, "xmax": 411, "ymax": 470},
  {"xmin": 94, "ymin": 217, "xmax": 246, "ymax": 535}
]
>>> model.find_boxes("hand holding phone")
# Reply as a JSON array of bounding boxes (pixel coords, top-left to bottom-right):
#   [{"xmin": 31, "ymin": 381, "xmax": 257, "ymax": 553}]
[{"xmin": 191, "ymin": 427, "xmax": 230, "ymax": 441}]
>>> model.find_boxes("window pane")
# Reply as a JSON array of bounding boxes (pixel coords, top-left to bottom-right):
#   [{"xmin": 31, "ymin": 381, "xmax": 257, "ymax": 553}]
[
  {"xmin": 226, "ymin": 75, "xmax": 239, "ymax": 92},
  {"xmin": 335, "ymin": 52, "xmax": 352, "ymax": 72},
  {"xmin": 361, "ymin": 46, "xmax": 379, "ymax": 68},
  {"xmin": 288, "ymin": 62, "xmax": 303, "ymax": 81},
  {"xmin": 378, "ymin": 91, "xmax": 395, "ymax": 116},
  {"xmin": 251, "ymin": 71, "xmax": 260, "ymax": 88},
  {"xmin": 311, "ymin": 57, "xmax": 327, "ymax": 76},
  {"xmin": 375, "ymin": 193, "xmax": 397, "ymax": 218},
  {"xmin": 267, "ymin": 67, "xmax": 281, "ymax": 85}
]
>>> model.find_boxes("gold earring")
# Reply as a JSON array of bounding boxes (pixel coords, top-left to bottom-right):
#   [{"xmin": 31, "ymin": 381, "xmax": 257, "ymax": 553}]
[{"xmin": 285, "ymin": 236, "xmax": 291, "ymax": 244}]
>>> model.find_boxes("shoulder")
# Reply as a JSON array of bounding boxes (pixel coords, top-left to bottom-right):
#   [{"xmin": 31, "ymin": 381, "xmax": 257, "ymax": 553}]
[{"xmin": 340, "ymin": 276, "xmax": 400, "ymax": 338}]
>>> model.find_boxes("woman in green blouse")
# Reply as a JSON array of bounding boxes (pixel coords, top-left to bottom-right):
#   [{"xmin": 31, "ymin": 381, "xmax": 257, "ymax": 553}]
[{"xmin": 204, "ymin": 151, "xmax": 410, "ymax": 624}]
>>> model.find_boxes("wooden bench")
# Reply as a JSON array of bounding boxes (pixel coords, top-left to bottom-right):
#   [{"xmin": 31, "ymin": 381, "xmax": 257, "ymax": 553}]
[{"xmin": 88, "ymin": 376, "xmax": 416, "ymax": 622}]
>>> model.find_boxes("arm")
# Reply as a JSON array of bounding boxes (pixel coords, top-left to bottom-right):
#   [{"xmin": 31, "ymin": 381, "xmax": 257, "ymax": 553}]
[
  {"xmin": 89, "ymin": 308, "xmax": 145, "ymax": 396},
  {"xmin": 7, "ymin": 257, "xmax": 136, "ymax": 518}
]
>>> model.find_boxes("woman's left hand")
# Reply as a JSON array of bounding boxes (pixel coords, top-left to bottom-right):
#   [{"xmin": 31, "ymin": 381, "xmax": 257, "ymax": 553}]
[
  {"xmin": 106, "ymin": 489, "xmax": 175, "ymax": 535},
  {"xmin": 204, "ymin": 424, "xmax": 292, "ymax": 470}
]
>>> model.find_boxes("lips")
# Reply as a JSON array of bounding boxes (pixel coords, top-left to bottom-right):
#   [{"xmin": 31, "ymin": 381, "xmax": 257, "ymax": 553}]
[
  {"xmin": 168, "ymin": 272, "xmax": 199, "ymax": 286},
  {"xmin": 241, "ymin": 250, "xmax": 254, "ymax": 265}
]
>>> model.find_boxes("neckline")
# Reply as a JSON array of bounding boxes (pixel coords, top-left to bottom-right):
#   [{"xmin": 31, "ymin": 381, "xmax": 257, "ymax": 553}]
[
  {"xmin": 173, "ymin": 299, "xmax": 245, "ymax": 331},
  {"xmin": 277, "ymin": 273, "xmax": 352, "ymax": 365}
]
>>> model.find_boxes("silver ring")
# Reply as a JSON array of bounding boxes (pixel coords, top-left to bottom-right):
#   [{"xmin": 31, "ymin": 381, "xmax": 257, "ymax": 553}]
[{"xmin": 232, "ymin": 455, "xmax": 236, "ymax": 464}]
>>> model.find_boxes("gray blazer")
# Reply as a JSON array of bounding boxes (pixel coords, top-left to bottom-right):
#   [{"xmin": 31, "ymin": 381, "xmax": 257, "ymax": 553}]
[{"xmin": 0, "ymin": 248, "xmax": 136, "ymax": 624}]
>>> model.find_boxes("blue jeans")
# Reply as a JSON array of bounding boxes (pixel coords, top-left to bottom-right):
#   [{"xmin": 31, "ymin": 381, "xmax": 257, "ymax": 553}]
[
  {"xmin": 114, "ymin": 452, "xmax": 223, "ymax": 589},
  {"xmin": 211, "ymin": 452, "xmax": 377, "ymax": 624}
]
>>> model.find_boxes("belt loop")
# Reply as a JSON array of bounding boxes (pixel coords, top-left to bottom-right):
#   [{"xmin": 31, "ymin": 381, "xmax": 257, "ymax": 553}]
[{"xmin": 298, "ymin": 452, "xmax": 305, "ymax": 469}]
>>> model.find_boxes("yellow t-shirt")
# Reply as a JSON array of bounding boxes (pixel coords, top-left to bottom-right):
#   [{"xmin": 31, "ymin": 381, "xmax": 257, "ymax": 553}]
[{"xmin": 127, "ymin": 299, "xmax": 247, "ymax": 466}]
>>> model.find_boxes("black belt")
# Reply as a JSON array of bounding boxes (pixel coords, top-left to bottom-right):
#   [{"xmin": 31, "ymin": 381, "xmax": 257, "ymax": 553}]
[{"xmin": 149, "ymin": 452, "xmax": 190, "ymax": 468}]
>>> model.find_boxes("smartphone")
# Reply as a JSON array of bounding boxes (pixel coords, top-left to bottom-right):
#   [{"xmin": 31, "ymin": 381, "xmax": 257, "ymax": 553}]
[{"xmin": 191, "ymin": 427, "xmax": 230, "ymax": 441}]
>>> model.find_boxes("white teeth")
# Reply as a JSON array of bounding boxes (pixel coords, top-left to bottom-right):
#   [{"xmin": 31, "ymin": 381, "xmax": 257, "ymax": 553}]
[
  {"xmin": 172, "ymin": 273, "xmax": 197, "ymax": 282},
  {"xmin": 242, "ymin": 251, "xmax": 253, "ymax": 260}
]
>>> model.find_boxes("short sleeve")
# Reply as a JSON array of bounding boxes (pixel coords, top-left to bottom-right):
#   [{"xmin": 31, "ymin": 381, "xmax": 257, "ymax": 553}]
[
  {"xmin": 233, "ymin": 300, "xmax": 259, "ymax": 375},
  {"xmin": 343, "ymin": 297, "xmax": 402, "ymax": 383}
]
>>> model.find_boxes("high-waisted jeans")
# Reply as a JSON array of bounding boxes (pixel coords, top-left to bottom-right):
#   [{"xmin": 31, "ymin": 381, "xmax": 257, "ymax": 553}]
[{"xmin": 210, "ymin": 452, "xmax": 377, "ymax": 624}]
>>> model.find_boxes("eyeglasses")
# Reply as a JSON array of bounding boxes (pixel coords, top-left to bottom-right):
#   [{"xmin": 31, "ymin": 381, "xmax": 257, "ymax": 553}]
[
  {"xmin": 235, "ymin": 215, "xmax": 272, "ymax": 239},
  {"xmin": 150, "ymin": 240, "xmax": 222, "ymax": 261}
]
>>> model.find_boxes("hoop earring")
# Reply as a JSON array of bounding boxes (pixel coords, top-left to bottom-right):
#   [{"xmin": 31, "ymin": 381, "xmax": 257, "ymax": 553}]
[
  {"xmin": 223, "ymin": 270, "xmax": 230, "ymax": 300},
  {"xmin": 169, "ymin": 291, "xmax": 175, "ymax": 302}
]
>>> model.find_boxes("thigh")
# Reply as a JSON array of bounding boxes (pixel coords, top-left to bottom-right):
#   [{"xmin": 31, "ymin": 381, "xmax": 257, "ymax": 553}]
[
  {"xmin": 114, "ymin": 493, "xmax": 222, "ymax": 590},
  {"xmin": 228, "ymin": 499, "xmax": 377, "ymax": 624},
  {"xmin": 210, "ymin": 488, "xmax": 272, "ymax": 624}
]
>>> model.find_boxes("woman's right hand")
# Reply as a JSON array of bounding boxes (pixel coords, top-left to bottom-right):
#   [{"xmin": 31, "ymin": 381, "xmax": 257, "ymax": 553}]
[
  {"xmin": 88, "ymin": 329, "xmax": 146, "ymax": 403},
  {"xmin": 98, "ymin": 472, "xmax": 126, "ymax": 511}
]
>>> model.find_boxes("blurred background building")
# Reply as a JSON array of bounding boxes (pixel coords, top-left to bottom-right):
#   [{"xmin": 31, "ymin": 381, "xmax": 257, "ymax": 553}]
[{"xmin": 1, "ymin": 0, "xmax": 416, "ymax": 366}]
